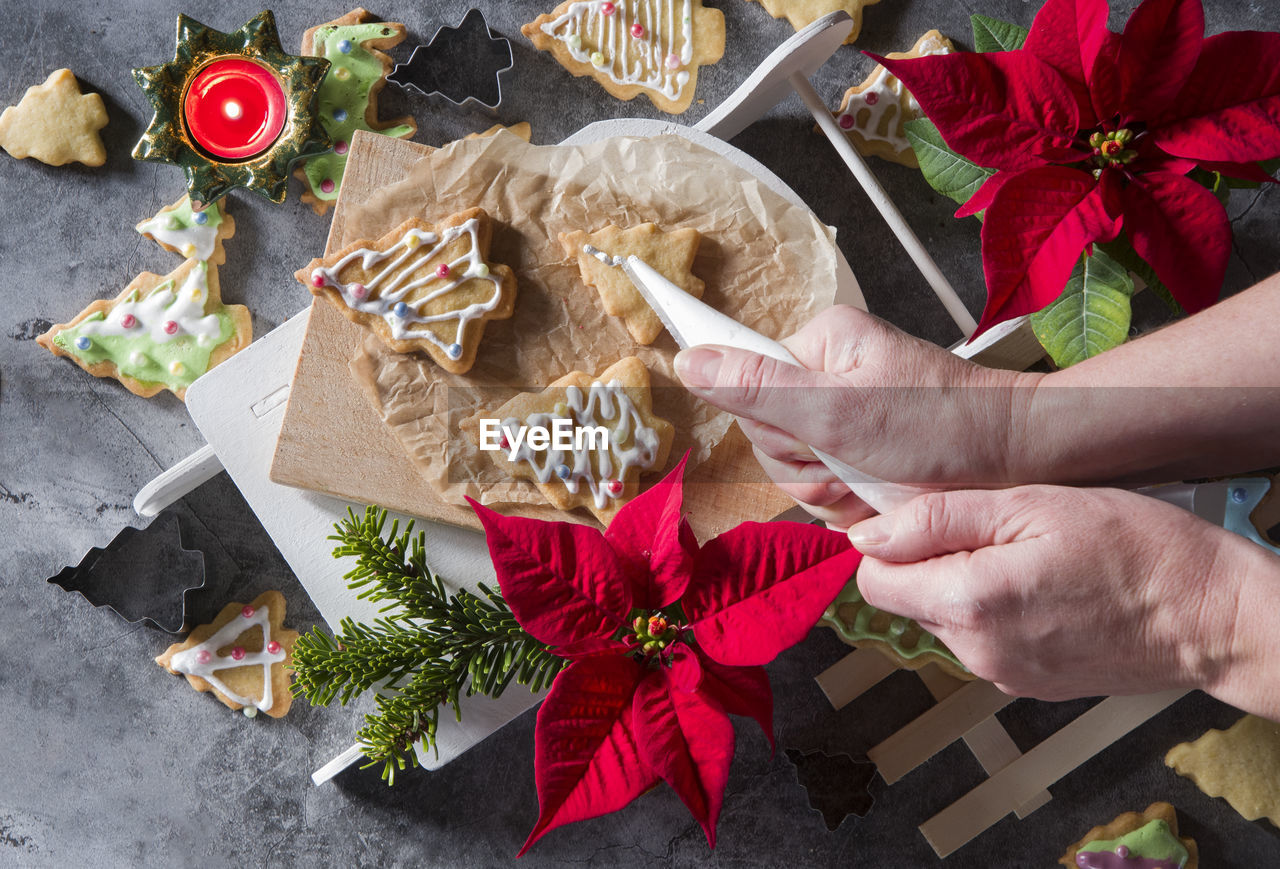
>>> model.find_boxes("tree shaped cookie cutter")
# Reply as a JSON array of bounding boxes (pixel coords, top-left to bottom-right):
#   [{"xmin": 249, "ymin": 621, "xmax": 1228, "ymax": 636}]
[
  {"xmin": 388, "ymin": 9, "xmax": 513, "ymax": 111},
  {"xmin": 48, "ymin": 511, "xmax": 207, "ymax": 634}
]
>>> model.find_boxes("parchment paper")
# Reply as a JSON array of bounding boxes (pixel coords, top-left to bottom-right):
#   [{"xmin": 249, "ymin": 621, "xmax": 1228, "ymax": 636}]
[{"xmin": 343, "ymin": 131, "xmax": 838, "ymax": 508}]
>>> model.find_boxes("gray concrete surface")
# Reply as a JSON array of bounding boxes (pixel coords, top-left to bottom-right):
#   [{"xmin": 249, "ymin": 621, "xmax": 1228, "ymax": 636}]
[{"xmin": 3, "ymin": 0, "xmax": 1280, "ymax": 866}]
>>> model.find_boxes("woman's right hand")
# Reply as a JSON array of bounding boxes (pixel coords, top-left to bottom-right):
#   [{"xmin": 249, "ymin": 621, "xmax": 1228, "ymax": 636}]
[{"xmin": 674, "ymin": 305, "xmax": 1042, "ymax": 529}]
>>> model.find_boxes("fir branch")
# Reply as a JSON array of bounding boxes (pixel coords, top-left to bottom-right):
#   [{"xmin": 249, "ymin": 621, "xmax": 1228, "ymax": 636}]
[{"xmin": 290, "ymin": 506, "xmax": 567, "ymax": 783}]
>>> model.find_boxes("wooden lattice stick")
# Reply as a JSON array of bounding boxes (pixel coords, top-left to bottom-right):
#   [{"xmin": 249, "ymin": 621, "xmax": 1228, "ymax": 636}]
[
  {"xmin": 791, "ymin": 72, "xmax": 979, "ymax": 337},
  {"xmin": 815, "ymin": 648, "xmax": 899, "ymax": 711},
  {"xmin": 919, "ymin": 689, "xmax": 1190, "ymax": 858},
  {"xmin": 868, "ymin": 680, "xmax": 1014, "ymax": 784}
]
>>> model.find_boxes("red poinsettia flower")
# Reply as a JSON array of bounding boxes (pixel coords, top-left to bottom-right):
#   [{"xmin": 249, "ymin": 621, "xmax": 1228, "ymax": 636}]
[
  {"xmin": 468, "ymin": 456, "xmax": 861, "ymax": 855},
  {"xmin": 875, "ymin": 0, "xmax": 1280, "ymax": 337}
]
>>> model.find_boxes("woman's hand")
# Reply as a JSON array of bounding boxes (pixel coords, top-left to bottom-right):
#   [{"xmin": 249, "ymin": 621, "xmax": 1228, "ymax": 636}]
[
  {"xmin": 848, "ymin": 485, "xmax": 1280, "ymax": 715},
  {"xmin": 674, "ymin": 305, "xmax": 1041, "ymax": 529}
]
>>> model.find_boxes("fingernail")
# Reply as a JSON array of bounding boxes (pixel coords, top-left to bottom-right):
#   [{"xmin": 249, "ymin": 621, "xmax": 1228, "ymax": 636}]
[
  {"xmin": 848, "ymin": 517, "xmax": 891, "ymax": 548},
  {"xmin": 674, "ymin": 348, "xmax": 722, "ymax": 389}
]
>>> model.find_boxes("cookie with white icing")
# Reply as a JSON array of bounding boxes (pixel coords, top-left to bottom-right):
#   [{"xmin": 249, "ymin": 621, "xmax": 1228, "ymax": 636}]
[
  {"xmin": 831, "ymin": 30, "xmax": 955, "ymax": 168},
  {"xmin": 522, "ymin": 0, "xmax": 725, "ymax": 115},
  {"xmin": 38, "ymin": 203, "xmax": 250, "ymax": 400},
  {"xmin": 560, "ymin": 223, "xmax": 705, "ymax": 345},
  {"xmin": 298, "ymin": 208, "xmax": 517, "ymax": 374},
  {"xmin": 487, "ymin": 356, "xmax": 675, "ymax": 524},
  {"xmin": 156, "ymin": 591, "xmax": 300, "ymax": 718}
]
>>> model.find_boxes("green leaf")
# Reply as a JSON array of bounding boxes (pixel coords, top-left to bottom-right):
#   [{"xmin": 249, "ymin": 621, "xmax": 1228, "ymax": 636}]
[
  {"xmin": 904, "ymin": 118, "xmax": 996, "ymax": 208},
  {"xmin": 971, "ymin": 14, "xmax": 1029, "ymax": 53},
  {"xmin": 1098, "ymin": 238, "xmax": 1185, "ymax": 314},
  {"xmin": 1030, "ymin": 249, "xmax": 1135, "ymax": 368}
]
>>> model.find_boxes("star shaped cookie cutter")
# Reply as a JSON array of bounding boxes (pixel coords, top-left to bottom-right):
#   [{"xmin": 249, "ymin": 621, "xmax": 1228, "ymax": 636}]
[{"xmin": 388, "ymin": 9, "xmax": 513, "ymax": 111}]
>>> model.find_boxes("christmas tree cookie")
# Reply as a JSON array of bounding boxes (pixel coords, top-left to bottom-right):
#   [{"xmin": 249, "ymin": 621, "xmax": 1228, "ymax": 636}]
[
  {"xmin": 486, "ymin": 356, "xmax": 675, "ymax": 524},
  {"xmin": 1166, "ymin": 714, "xmax": 1280, "ymax": 827},
  {"xmin": 523, "ymin": 0, "xmax": 726, "ymax": 115},
  {"xmin": 38, "ymin": 200, "xmax": 250, "ymax": 400},
  {"xmin": 135, "ymin": 195, "xmax": 226, "ymax": 261},
  {"xmin": 0, "ymin": 68, "xmax": 108, "ymax": 167},
  {"xmin": 295, "ymin": 9, "xmax": 417, "ymax": 215},
  {"xmin": 298, "ymin": 208, "xmax": 517, "ymax": 374},
  {"xmin": 745, "ymin": 0, "xmax": 881, "ymax": 46},
  {"xmin": 156, "ymin": 591, "xmax": 300, "ymax": 718},
  {"xmin": 1060, "ymin": 802, "xmax": 1197, "ymax": 869},
  {"xmin": 821, "ymin": 580, "xmax": 972, "ymax": 680},
  {"xmin": 560, "ymin": 223, "xmax": 705, "ymax": 345},
  {"xmin": 830, "ymin": 30, "xmax": 955, "ymax": 168}
]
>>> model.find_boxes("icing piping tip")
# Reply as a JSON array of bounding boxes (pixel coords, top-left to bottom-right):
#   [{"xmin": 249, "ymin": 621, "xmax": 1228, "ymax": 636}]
[
  {"xmin": 582, "ymin": 244, "xmax": 624, "ymax": 268},
  {"xmin": 388, "ymin": 9, "xmax": 513, "ymax": 112}
]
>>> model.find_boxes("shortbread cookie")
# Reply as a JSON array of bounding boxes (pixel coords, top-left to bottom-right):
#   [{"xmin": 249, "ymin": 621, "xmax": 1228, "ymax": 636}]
[
  {"xmin": 523, "ymin": 0, "xmax": 726, "ymax": 115},
  {"xmin": 1166, "ymin": 714, "xmax": 1280, "ymax": 827},
  {"xmin": 486, "ymin": 356, "xmax": 675, "ymax": 524},
  {"xmin": 299, "ymin": 208, "xmax": 517, "ymax": 373},
  {"xmin": 821, "ymin": 580, "xmax": 973, "ymax": 680},
  {"xmin": 467, "ymin": 121, "xmax": 532, "ymax": 143},
  {"xmin": 38, "ymin": 204, "xmax": 250, "ymax": 400},
  {"xmin": 135, "ymin": 195, "xmax": 227, "ymax": 261},
  {"xmin": 0, "ymin": 68, "xmax": 108, "ymax": 167},
  {"xmin": 157, "ymin": 591, "xmax": 300, "ymax": 718},
  {"xmin": 560, "ymin": 223, "xmax": 704, "ymax": 345},
  {"xmin": 832, "ymin": 30, "xmax": 955, "ymax": 168},
  {"xmin": 745, "ymin": 0, "xmax": 880, "ymax": 45},
  {"xmin": 295, "ymin": 9, "xmax": 417, "ymax": 215},
  {"xmin": 1060, "ymin": 802, "xmax": 1197, "ymax": 869}
]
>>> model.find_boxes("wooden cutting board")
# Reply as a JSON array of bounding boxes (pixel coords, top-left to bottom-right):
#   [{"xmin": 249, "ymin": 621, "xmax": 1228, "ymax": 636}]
[{"xmin": 269, "ymin": 130, "xmax": 811, "ymax": 539}]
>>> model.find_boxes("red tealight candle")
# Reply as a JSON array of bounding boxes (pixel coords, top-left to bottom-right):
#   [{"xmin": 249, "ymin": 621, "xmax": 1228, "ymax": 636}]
[{"xmin": 183, "ymin": 57, "xmax": 287, "ymax": 160}]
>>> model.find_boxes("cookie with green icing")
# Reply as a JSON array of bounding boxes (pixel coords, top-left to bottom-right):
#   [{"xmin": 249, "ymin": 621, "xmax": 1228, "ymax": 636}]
[
  {"xmin": 135, "ymin": 195, "xmax": 224, "ymax": 261},
  {"xmin": 38, "ymin": 204, "xmax": 250, "ymax": 399},
  {"xmin": 295, "ymin": 9, "xmax": 416, "ymax": 215},
  {"xmin": 1060, "ymin": 802, "xmax": 1197, "ymax": 869},
  {"xmin": 821, "ymin": 579, "xmax": 972, "ymax": 680}
]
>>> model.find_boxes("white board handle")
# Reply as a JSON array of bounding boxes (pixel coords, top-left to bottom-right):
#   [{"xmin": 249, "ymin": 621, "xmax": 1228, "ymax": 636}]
[{"xmin": 133, "ymin": 443, "xmax": 224, "ymax": 517}]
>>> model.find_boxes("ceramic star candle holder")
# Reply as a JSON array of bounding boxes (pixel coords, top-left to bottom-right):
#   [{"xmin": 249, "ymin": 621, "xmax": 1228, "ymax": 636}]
[{"xmin": 132, "ymin": 10, "xmax": 332, "ymax": 208}]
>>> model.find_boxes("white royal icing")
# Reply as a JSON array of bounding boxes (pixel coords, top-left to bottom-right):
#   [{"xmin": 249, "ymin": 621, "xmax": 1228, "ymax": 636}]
[
  {"xmin": 77, "ymin": 262, "xmax": 223, "ymax": 346},
  {"xmin": 136, "ymin": 205, "xmax": 220, "ymax": 261},
  {"xmin": 311, "ymin": 219, "xmax": 503, "ymax": 361},
  {"xmin": 842, "ymin": 33, "xmax": 953, "ymax": 151},
  {"xmin": 542, "ymin": 0, "xmax": 695, "ymax": 102},
  {"xmin": 169, "ymin": 604, "xmax": 286, "ymax": 713},
  {"xmin": 505, "ymin": 378, "xmax": 662, "ymax": 510}
]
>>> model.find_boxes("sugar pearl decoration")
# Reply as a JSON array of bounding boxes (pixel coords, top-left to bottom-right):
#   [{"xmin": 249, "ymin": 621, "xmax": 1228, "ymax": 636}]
[
  {"xmin": 447, "ymin": 343, "xmax": 463, "ymax": 360},
  {"xmin": 241, "ymin": 605, "xmax": 255, "ymax": 618},
  {"xmin": 349, "ymin": 283, "xmax": 368, "ymax": 299},
  {"xmin": 243, "ymin": 707, "xmax": 259, "ymax": 718},
  {"xmin": 666, "ymin": 54, "xmax": 681, "ymax": 70},
  {"xmin": 838, "ymin": 114, "xmax": 855, "ymax": 130},
  {"xmin": 394, "ymin": 302, "xmax": 410, "ymax": 318},
  {"xmin": 591, "ymin": 51, "xmax": 605, "ymax": 66},
  {"xmin": 169, "ymin": 361, "xmax": 185, "ymax": 376},
  {"xmin": 163, "ymin": 321, "xmax": 179, "ymax": 335},
  {"xmin": 231, "ymin": 646, "xmax": 246, "ymax": 661},
  {"xmin": 320, "ymin": 179, "xmax": 335, "ymax": 193},
  {"xmin": 74, "ymin": 336, "xmax": 91, "ymax": 351},
  {"xmin": 337, "ymin": 38, "xmax": 352, "ymax": 53},
  {"xmin": 120, "ymin": 314, "xmax": 137, "ymax": 329},
  {"xmin": 473, "ymin": 264, "xmax": 490, "ymax": 278},
  {"xmin": 312, "ymin": 273, "xmax": 326, "ymax": 288},
  {"xmin": 182, "ymin": 243, "xmax": 197, "ymax": 257},
  {"xmin": 631, "ymin": 23, "xmax": 646, "ymax": 38},
  {"xmin": 333, "ymin": 108, "xmax": 348, "ymax": 122},
  {"xmin": 267, "ymin": 641, "xmax": 281, "ymax": 654},
  {"xmin": 195, "ymin": 650, "xmax": 213, "ymax": 665},
  {"xmin": 436, "ymin": 263, "xmax": 451, "ymax": 278},
  {"xmin": 865, "ymin": 92, "xmax": 880, "ymax": 106},
  {"xmin": 335, "ymin": 67, "xmax": 351, "ymax": 81},
  {"xmin": 601, "ymin": 1, "xmax": 616, "ymax": 14},
  {"xmin": 130, "ymin": 351, "xmax": 148, "ymax": 367},
  {"xmin": 193, "ymin": 211, "xmax": 209, "ymax": 225},
  {"xmin": 555, "ymin": 464, "xmax": 572, "ymax": 480},
  {"xmin": 608, "ymin": 479, "xmax": 624, "ymax": 495},
  {"xmin": 335, "ymin": 140, "xmax": 349, "ymax": 155},
  {"xmin": 404, "ymin": 232, "xmax": 421, "ymax": 250}
]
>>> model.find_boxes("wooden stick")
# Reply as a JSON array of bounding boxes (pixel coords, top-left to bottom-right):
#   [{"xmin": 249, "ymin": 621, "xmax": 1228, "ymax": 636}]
[
  {"xmin": 919, "ymin": 689, "xmax": 1189, "ymax": 857},
  {"xmin": 312, "ymin": 743, "xmax": 365, "ymax": 786},
  {"xmin": 790, "ymin": 72, "xmax": 978, "ymax": 337},
  {"xmin": 868, "ymin": 680, "xmax": 1013, "ymax": 784},
  {"xmin": 815, "ymin": 648, "xmax": 899, "ymax": 710}
]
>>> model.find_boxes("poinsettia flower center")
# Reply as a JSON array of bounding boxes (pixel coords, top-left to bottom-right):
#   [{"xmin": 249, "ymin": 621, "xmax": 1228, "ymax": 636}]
[
  {"xmin": 626, "ymin": 610, "xmax": 682, "ymax": 657},
  {"xmin": 1088, "ymin": 128, "xmax": 1138, "ymax": 168}
]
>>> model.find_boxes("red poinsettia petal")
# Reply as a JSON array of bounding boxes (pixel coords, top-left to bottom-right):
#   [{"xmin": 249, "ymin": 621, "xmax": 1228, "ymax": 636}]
[
  {"xmin": 604, "ymin": 453, "xmax": 694, "ymax": 609},
  {"xmin": 697, "ymin": 654, "xmax": 774, "ymax": 752},
  {"xmin": 1023, "ymin": 0, "xmax": 1109, "ymax": 121},
  {"xmin": 1121, "ymin": 171, "xmax": 1232, "ymax": 314},
  {"xmin": 1153, "ymin": 31, "xmax": 1280, "ymax": 163},
  {"xmin": 1088, "ymin": 31, "xmax": 1125, "ymax": 122},
  {"xmin": 684, "ymin": 522, "xmax": 861, "ymax": 667},
  {"xmin": 671, "ymin": 643, "xmax": 704, "ymax": 693},
  {"xmin": 974, "ymin": 165, "xmax": 1124, "ymax": 339},
  {"xmin": 1116, "ymin": 0, "xmax": 1204, "ymax": 123},
  {"xmin": 469, "ymin": 499, "xmax": 632, "ymax": 651},
  {"xmin": 519, "ymin": 655, "xmax": 655, "ymax": 856},
  {"xmin": 956, "ymin": 170, "xmax": 1014, "ymax": 219},
  {"xmin": 633, "ymin": 669, "xmax": 735, "ymax": 849},
  {"xmin": 871, "ymin": 49, "xmax": 1084, "ymax": 172}
]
